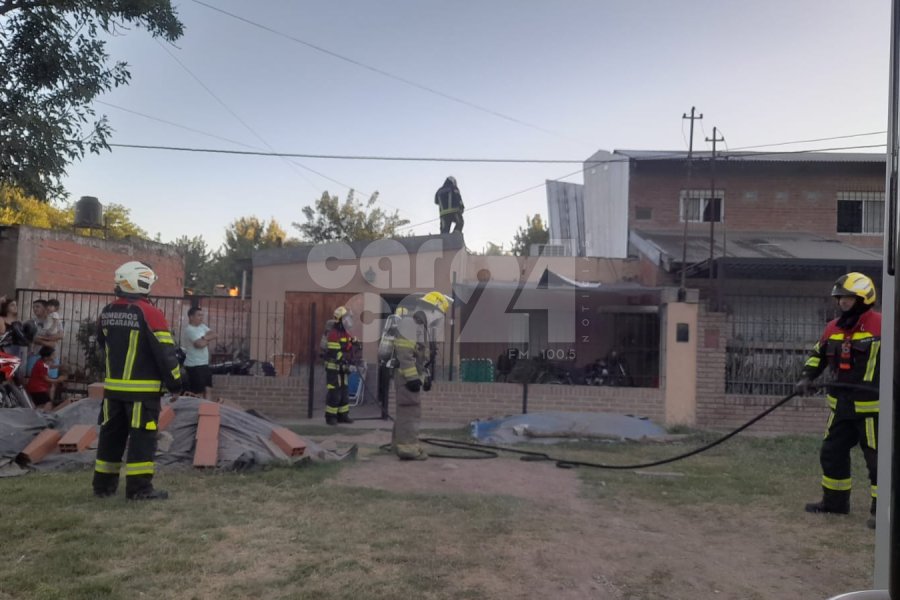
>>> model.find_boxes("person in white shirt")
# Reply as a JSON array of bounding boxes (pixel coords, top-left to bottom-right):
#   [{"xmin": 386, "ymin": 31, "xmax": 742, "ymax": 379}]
[{"xmin": 181, "ymin": 307, "xmax": 216, "ymax": 396}]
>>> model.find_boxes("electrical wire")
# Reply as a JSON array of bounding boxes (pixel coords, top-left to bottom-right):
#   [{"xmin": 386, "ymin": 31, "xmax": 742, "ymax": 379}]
[
  {"xmin": 189, "ymin": 0, "xmax": 589, "ymax": 146},
  {"xmin": 155, "ymin": 40, "xmax": 322, "ymax": 194},
  {"xmin": 105, "ymin": 140, "xmax": 887, "ymax": 165}
]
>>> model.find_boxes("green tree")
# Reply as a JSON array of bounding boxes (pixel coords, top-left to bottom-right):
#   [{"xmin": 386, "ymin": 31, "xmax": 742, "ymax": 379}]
[
  {"xmin": 293, "ymin": 191, "xmax": 409, "ymax": 243},
  {"xmin": 0, "ymin": 186, "xmax": 148, "ymax": 239},
  {"xmin": 482, "ymin": 242, "xmax": 506, "ymax": 256},
  {"xmin": 510, "ymin": 214, "xmax": 550, "ymax": 257},
  {"xmin": 0, "ymin": 186, "xmax": 69, "ymax": 228},
  {"xmin": 216, "ymin": 216, "xmax": 290, "ymax": 294},
  {"xmin": 173, "ymin": 235, "xmax": 213, "ymax": 294},
  {"xmin": 0, "ymin": 1, "xmax": 184, "ymax": 200}
]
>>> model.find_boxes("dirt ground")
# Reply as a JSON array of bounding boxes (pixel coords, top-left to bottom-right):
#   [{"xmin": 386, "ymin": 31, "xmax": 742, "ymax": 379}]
[{"xmin": 323, "ymin": 428, "xmax": 874, "ymax": 600}]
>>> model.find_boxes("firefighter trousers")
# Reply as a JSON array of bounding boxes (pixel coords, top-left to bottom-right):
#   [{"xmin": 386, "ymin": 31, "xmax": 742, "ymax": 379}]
[
  {"xmin": 93, "ymin": 397, "xmax": 161, "ymax": 497},
  {"xmin": 392, "ymin": 380, "xmax": 424, "ymax": 459},
  {"xmin": 818, "ymin": 413, "xmax": 878, "ymax": 510},
  {"xmin": 439, "ymin": 212, "xmax": 464, "ymax": 234},
  {"xmin": 325, "ymin": 368, "xmax": 351, "ymax": 422}
]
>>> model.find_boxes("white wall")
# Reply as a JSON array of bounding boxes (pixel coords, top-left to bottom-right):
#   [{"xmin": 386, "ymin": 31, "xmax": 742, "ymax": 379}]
[{"xmin": 583, "ymin": 150, "xmax": 630, "ymax": 258}]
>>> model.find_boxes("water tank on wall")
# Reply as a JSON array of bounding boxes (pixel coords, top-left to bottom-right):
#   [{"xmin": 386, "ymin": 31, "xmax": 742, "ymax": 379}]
[{"xmin": 73, "ymin": 196, "xmax": 104, "ymax": 228}]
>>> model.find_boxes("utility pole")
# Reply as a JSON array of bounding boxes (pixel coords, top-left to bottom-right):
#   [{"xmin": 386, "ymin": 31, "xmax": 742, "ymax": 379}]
[
  {"xmin": 680, "ymin": 107, "xmax": 703, "ymax": 301},
  {"xmin": 706, "ymin": 127, "xmax": 724, "ymax": 282}
]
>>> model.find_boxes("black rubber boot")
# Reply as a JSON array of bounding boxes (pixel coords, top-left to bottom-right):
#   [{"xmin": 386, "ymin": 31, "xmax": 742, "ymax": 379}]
[
  {"xmin": 92, "ymin": 472, "xmax": 119, "ymax": 498},
  {"xmin": 867, "ymin": 498, "xmax": 877, "ymax": 529},
  {"xmin": 805, "ymin": 489, "xmax": 850, "ymax": 515},
  {"xmin": 337, "ymin": 413, "xmax": 354, "ymax": 424},
  {"xmin": 325, "ymin": 415, "xmax": 338, "ymax": 426},
  {"xmin": 126, "ymin": 489, "xmax": 169, "ymax": 501}
]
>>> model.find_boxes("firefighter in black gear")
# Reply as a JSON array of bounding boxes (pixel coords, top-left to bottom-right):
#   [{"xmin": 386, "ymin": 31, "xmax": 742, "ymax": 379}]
[
  {"xmin": 435, "ymin": 176, "xmax": 464, "ymax": 234},
  {"xmin": 93, "ymin": 261, "xmax": 182, "ymax": 501},
  {"xmin": 795, "ymin": 272, "xmax": 881, "ymax": 528},
  {"xmin": 324, "ymin": 306, "xmax": 358, "ymax": 425}
]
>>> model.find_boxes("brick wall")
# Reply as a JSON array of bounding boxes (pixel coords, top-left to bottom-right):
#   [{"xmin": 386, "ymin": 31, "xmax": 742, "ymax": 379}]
[
  {"xmin": 14, "ymin": 226, "xmax": 183, "ymax": 295},
  {"xmin": 701, "ymin": 394, "xmax": 829, "ymax": 435},
  {"xmin": 212, "ymin": 374, "xmax": 665, "ymax": 424},
  {"xmin": 694, "ymin": 306, "xmax": 829, "ymax": 434},
  {"xmin": 627, "ymin": 160, "xmax": 884, "ymax": 249}
]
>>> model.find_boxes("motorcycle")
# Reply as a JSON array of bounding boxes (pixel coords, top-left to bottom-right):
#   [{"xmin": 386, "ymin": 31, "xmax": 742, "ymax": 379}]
[
  {"xmin": 585, "ymin": 351, "xmax": 633, "ymax": 387},
  {"xmin": 0, "ymin": 331, "xmax": 34, "ymax": 409},
  {"xmin": 176, "ymin": 346, "xmax": 272, "ymax": 377}
]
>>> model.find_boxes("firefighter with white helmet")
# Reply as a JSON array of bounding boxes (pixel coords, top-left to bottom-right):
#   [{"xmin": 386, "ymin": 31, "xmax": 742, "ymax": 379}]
[
  {"xmin": 795, "ymin": 272, "xmax": 881, "ymax": 528},
  {"xmin": 323, "ymin": 306, "xmax": 358, "ymax": 425},
  {"xmin": 387, "ymin": 291, "xmax": 452, "ymax": 460},
  {"xmin": 93, "ymin": 261, "xmax": 182, "ymax": 500}
]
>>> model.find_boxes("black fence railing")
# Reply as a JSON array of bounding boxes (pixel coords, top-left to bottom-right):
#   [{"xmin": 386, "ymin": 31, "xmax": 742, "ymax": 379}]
[
  {"xmin": 12, "ymin": 289, "xmax": 263, "ymax": 396},
  {"xmin": 725, "ymin": 294, "xmax": 838, "ymax": 396}
]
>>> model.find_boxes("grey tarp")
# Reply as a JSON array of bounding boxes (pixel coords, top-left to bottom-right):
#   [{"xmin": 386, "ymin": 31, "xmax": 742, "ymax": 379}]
[
  {"xmin": 0, "ymin": 397, "xmax": 354, "ymax": 477},
  {"xmin": 469, "ymin": 411, "xmax": 668, "ymax": 445}
]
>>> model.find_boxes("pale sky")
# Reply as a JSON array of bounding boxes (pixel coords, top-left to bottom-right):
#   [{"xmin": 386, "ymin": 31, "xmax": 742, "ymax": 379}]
[{"xmin": 60, "ymin": 0, "xmax": 891, "ymax": 255}]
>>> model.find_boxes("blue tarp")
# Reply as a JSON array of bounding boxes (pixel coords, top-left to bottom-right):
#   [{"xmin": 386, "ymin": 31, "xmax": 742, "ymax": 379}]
[{"xmin": 470, "ymin": 411, "xmax": 668, "ymax": 444}]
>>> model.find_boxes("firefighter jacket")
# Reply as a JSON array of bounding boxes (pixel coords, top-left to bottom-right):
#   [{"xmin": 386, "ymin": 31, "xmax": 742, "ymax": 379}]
[
  {"xmin": 97, "ymin": 297, "xmax": 182, "ymax": 401},
  {"xmin": 324, "ymin": 325, "xmax": 358, "ymax": 372},
  {"xmin": 392, "ymin": 312, "xmax": 430, "ymax": 385},
  {"xmin": 801, "ymin": 309, "xmax": 881, "ymax": 417},
  {"xmin": 434, "ymin": 182, "xmax": 464, "ymax": 217}
]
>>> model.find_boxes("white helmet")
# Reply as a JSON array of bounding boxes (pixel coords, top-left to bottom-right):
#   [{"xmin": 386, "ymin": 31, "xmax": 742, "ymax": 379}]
[{"xmin": 115, "ymin": 261, "xmax": 157, "ymax": 295}]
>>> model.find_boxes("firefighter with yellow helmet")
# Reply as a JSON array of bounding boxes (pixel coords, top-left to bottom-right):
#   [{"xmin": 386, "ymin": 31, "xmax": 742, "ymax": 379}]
[
  {"xmin": 323, "ymin": 306, "xmax": 358, "ymax": 425},
  {"xmin": 386, "ymin": 291, "xmax": 452, "ymax": 460},
  {"xmin": 795, "ymin": 272, "xmax": 881, "ymax": 528}
]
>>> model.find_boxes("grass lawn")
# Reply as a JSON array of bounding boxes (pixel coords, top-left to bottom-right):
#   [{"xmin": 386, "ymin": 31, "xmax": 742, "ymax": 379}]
[{"xmin": 0, "ymin": 429, "xmax": 878, "ymax": 600}]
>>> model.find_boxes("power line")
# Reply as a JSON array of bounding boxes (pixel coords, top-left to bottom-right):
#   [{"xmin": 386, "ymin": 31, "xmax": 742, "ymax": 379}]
[
  {"xmin": 155, "ymin": 40, "xmax": 322, "ymax": 194},
  {"xmin": 728, "ymin": 130, "xmax": 886, "ymax": 151},
  {"xmin": 97, "ymin": 99, "xmax": 379, "ymax": 201},
  {"xmin": 189, "ymin": 0, "xmax": 589, "ymax": 146},
  {"xmin": 107, "ymin": 143, "xmax": 591, "ymax": 163},
  {"xmin": 106, "ymin": 141, "xmax": 887, "ymax": 164}
]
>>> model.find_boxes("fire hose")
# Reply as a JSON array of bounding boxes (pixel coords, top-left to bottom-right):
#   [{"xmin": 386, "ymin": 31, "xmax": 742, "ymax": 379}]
[{"xmin": 419, "ymin": 382, "xmax": 876, "ymax": 469}]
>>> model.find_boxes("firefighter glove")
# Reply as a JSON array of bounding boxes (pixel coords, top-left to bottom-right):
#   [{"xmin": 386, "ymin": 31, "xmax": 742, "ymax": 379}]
[
  {"xmin": 423, "ymin": 378, "xmax": 432, "ymax": 392},
  {"xmin": 405, "ymin": 379, "xmax": 422, "ymax": 393},
  {"xmin": 794, "ymin": 378, "xmax": 813, "ymax": 396}
]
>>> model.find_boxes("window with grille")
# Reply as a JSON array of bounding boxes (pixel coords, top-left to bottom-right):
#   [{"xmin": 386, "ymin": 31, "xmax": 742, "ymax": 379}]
[
  {"xmin": 679, "ymin": 189, "xmax": 724, "ymax": 223},
  {"xmin": 836, "ymin": 191, "xmax": 884, "ymax": 234}
]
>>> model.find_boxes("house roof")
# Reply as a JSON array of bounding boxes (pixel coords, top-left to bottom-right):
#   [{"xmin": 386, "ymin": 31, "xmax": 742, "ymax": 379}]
[
  {"xmin": 253, "ymin": 232, "xmax": 466, "ymax": 267},
  {"xmin": 612, "ymin": 149, "xmax": 886, "ymax": 164},
  {"xmin": 631, "ymin": 229, "xmax": 883, "ymax": 273}
]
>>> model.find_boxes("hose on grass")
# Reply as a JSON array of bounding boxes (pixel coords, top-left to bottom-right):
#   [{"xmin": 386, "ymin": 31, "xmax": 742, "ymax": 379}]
[{"xmin": 419, "ymin": 382, "xmax": 875, "ymax": 469}]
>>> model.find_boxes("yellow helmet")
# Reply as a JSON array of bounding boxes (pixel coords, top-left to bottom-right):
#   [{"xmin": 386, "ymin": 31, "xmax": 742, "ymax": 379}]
[
  {"xmin": 831, "ymin": 272, "xmax": 877, "ymax": 306},
  {"xmin": 420, "ymin": 291, "xmax": 452, "ymax": 314},
  {"xmin": 334, "ymin": 306, "xmax": 349, "ymax": 320}
]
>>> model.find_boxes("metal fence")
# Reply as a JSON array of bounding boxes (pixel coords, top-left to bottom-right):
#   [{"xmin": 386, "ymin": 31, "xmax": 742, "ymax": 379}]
[
  {"xmin": 13, "ymin": 289, "xmax": 263, "ymax": 396},
  {"xmin": 725, "ymin": 294, "xmax": 837, "ymax": 396}
]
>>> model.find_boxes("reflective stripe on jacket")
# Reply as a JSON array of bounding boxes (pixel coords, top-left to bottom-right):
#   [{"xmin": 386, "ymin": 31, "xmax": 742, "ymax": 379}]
[
  {"xmin": 801, "ymin": 309, "xmax": 881, "ymax": 415},
  {"xmin": 97, "ymin": 297, "xmax": 181, "ymax": 401}
]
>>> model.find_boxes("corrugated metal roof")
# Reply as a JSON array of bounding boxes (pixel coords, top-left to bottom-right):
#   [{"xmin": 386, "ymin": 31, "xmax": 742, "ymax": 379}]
[
  {"xmin": 614, "ymin": 149, "xmax": 885, "ymax": 164},
  {"xmin": 631, "ymin": 229, "xmax": 882, "ymax": 270}
]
